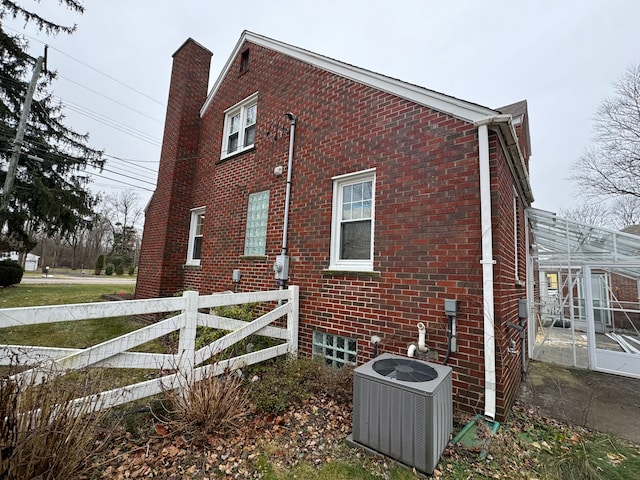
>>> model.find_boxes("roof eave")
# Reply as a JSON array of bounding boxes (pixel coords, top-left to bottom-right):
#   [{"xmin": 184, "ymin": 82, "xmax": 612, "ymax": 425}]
[{"xmin": 200, "ymin": 31, "xmax": 498, "ymax": 123}]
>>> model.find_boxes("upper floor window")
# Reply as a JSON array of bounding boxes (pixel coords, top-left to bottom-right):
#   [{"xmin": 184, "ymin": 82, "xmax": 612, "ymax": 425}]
[
  {"xmin": 222, "ymin": 93, "xmax": 257, "ymax": 159},
  {"xmin": 186, "ymin": 207, "xmax": 205, "ymax": 266},
  {"xmin": 330, "ymin": 169, "xmax": 375, "ymax": 271},
  {"xmin": 244, "ymin": 190, "xmax": 270, "ymax": 256}
]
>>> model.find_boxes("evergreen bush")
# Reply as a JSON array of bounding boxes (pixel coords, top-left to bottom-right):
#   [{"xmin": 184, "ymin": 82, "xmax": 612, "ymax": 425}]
[
  {"xmin": 115, "ymin": 262, "xmax": 124, "ymax": 275},
  {"xmin": 0, "ymin": 259, "xmax": 23, "ymax": 287},
  {"xmin": 105, "ymin": 263, "xmax": 114, "ymax": 276},
  {"xmin": 94, "ymin": 255, "xmax": 104, "ymax": 275}
]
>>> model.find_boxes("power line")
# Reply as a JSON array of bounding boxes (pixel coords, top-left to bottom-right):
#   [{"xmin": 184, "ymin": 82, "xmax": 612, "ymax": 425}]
[
  {"xmin": 1, "ymin": 121, "xmax": 159, "ymax": 185},
  {"xmin": 4, "ymin": 25, "xmax": 165, "ymax": 107},
  {"xmin": 90, "ymin": 174, "xmax": 155, "ymax": 192},
  {"xmin": 0, "ymin": 31, "xmax": 163, "ymax": 194},
  {"xmin": 57, "ymin": 74, "xmax": 164, "ymax": 124},
  {"xmin": 104, "ymin": 155, "xmax": 157, "ymax": 174},
  {"xmin": 103, "ymin": 153, "xmax": 159, "ymax": 165},
  {"xmin": 58, "ymin": 99, "xmax": 162, "ymax": 147},
  {"xmin": 98, "ymin": 165, "xmax": 156, "ymax": 186}
]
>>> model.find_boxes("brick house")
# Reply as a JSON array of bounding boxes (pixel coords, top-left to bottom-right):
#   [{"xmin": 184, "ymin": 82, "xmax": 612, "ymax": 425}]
[{"xmin": 136, "ymin": 31, "xmax": 534, "ymax": 421}]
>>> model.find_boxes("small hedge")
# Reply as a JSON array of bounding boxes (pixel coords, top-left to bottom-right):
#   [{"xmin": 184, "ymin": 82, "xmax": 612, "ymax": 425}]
[{"xmin": 0, "ymin": 259, "xmax": 23, "ymax": 287}]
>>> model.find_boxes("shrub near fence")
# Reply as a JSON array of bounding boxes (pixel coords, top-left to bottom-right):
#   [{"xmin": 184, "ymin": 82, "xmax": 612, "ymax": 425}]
[{"xmin": 0, "ymin": 259, "xmax": 23, "ymax": 287}]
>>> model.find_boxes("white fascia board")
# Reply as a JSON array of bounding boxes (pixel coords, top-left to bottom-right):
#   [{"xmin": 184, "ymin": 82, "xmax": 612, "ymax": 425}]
[{"xmin": 201, "ymin": 31, "xmax": 498, "ymax": 123}]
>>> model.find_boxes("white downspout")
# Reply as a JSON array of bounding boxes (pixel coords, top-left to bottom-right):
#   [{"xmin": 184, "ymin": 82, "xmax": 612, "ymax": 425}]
[{"xmin": 477, "ymin": 122, "xmax": 497, "ymax": 420}]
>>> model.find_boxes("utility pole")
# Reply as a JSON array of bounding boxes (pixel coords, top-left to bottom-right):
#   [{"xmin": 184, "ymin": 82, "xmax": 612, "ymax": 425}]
[{"xmin": 0, "ymin": 55, "xmax": 45, "ymax": 218}]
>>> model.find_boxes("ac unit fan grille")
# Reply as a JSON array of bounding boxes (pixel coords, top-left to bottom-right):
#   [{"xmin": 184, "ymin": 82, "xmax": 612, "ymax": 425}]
[{"xmin": 372, "ymin": 357, "xmax": 438, "ymax": 382}]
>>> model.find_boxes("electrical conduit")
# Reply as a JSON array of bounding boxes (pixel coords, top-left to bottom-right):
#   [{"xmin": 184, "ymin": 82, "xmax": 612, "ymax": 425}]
[{"xmin": 281, "ymin": 112, "xmax": 296, "ymax": 258}]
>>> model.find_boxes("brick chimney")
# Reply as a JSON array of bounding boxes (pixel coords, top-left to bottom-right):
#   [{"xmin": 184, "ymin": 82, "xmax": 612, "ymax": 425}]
[{"xmin": 135, "ymin": 39, "xmax": 212, "ymax": 299}]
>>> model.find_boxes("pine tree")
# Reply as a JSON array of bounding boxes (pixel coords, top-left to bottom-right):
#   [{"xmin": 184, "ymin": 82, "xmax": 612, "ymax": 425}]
[{"xmin": 0, "ymin": 1, "xmax": 104, "ymax": 252}]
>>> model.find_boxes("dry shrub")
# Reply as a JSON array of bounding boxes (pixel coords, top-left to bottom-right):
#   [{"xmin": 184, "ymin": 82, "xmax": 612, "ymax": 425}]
[
  {"xmin": 250, "ymin": 357, "xmax": 354, "ymax": 414},
  {"xmin": 0, "ymin": 364, "xmax": 111, "ymax": 479},
  {"xmin": 314, "ymin": 361, "xmax": 354, "ymax": 404},
  {"xmin": 161, "ymin": 367, "xmax": 250, "ymax": 440}
]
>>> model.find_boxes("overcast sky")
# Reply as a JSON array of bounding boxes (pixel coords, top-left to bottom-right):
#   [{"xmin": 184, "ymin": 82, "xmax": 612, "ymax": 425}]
[{"xmin": 5, "ymin": 0, "xmax": 640, "ymax": 214}]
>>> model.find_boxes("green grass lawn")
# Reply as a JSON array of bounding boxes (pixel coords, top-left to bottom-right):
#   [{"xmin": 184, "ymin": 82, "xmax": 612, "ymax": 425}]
[
  {"xmin": 0, "ymin": 283, "xmax": 165, "ymax": 392},
  {"xmin": 0, "ymin": 283, "xmax": 134, "ymax": 308},
  {"xmin": 0, "ymin": 283, "xmax": 163, "ymax": 352}
]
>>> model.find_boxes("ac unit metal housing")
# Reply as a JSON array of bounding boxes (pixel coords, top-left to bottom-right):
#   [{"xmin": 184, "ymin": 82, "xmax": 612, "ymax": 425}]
[{"xmin": 351, "ymin": 353, "xmax": 452, "ymax": 474}]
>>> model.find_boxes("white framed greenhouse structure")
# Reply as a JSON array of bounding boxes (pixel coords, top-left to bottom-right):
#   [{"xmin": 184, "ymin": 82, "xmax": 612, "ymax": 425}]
[{"xmin": 526, "ymin": 208, "xmax": 640, "ymax": 379}]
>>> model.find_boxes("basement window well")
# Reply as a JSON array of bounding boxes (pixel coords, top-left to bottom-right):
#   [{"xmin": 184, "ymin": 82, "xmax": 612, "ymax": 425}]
[{"xmin": 313, "ymin": 331, "xmax": 357, "ymax": 367}]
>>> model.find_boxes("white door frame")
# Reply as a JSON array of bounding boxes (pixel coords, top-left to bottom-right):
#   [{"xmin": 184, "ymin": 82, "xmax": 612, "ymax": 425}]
[{"xmin": 585, "ymin": 263, "xmax": 640, "ymax": 378}]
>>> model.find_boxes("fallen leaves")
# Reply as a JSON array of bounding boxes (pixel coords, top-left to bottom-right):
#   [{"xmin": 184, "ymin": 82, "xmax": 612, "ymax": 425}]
[
  {"xmin": 82, "ymin": 392, "xmax": 389, "ymax": 480},
  {"xmin": 79, "ymin": 395, "xmax": 640, "ymax": 480}
]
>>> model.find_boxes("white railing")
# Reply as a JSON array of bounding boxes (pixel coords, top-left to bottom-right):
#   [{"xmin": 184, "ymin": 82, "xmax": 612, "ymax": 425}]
[{"xmin": 0, "ymin": 287, "xmax": 299, "ymax": 412}]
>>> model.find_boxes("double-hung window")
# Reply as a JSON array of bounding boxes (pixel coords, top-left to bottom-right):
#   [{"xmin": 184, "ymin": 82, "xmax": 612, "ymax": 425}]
[
  {"xmin": 330, "ymin": 169, "xmax": 375, "ymax": 271},
  {"xmin": 186, "ymin": 207, "xmax": 205, "ymax": 266},
  {"xmin": 244, "ymin": 190, "xmax": 269, "ymax": 256},
  {"xmin": 222, "ymin": 92, "xmax": 257, "ymax": 159}
]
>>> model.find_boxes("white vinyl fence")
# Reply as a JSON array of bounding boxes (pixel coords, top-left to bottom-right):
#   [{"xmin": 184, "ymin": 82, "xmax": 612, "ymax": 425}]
[{"xmin": 0, "ymin": 287, "xmax": 299, "ymax": 413}]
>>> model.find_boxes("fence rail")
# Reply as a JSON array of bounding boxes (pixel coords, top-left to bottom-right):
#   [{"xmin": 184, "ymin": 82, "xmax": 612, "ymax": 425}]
[{"xmin": 0, "ymin": 286, "xmax": 299, "ymax": 412}]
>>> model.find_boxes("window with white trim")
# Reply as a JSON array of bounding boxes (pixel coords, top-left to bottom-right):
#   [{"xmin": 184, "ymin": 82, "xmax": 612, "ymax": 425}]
[
  {"xmin": 221, "ymin": 93, "xmax": 257, "ymax": 159},
  {"xmin": 186, "ymin": 208, "xmax": 205, "ymax": 266},
  {"xmin": 312, "ymin": 331, "xmax": 357, "ymax": 367},
  {"xmin": 244, "ymin": 190, "xmax": 269, "ymax": 255},
  {"xmin": 330, "ymin": 169, "xmax": 375, "ymax": 271}
]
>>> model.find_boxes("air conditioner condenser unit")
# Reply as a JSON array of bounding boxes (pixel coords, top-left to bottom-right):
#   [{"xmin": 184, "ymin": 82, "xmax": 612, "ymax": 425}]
[{"xmin": 351, "ymin": 353, "xmax": 453, "ymax": 474}]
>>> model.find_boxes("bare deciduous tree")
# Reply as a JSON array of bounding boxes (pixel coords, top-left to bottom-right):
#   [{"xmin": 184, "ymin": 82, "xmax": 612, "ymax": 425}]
[
  {"xmin": 100, "ymin": 191, "xmax": 143, "ymax": 273},
  {"xmin": 610, "ymin": 196, "xmax": 640, "ymax": 229},
  {"xmin": 572, "ymin": 64, "xmax": 640, "ymax": 199},
  {"xmin": 559, "ymin": 202, "xmax": 613, "ymax": 228},
  {"xmin": 559, "ymin": 197, "xmax": 640, "ymax": 231}
]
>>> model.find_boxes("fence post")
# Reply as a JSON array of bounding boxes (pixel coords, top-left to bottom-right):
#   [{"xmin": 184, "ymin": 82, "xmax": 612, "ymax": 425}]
[
  {"xmin": 178, "ymin": 290, "xmax": 199, "ymax": 377},
  {"xmin": 287, "ymin": 285, "xmax": 299, "ymax": 357}
]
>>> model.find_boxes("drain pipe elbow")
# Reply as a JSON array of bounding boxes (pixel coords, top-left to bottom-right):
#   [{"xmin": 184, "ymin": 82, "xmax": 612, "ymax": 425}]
[
  {"xmin": 407, "ymin": 343, "xmax": 417, "ymax": 358},
  {"xmin": 417, "ymin": 322, "xmax": 427, "ymax": 352}
]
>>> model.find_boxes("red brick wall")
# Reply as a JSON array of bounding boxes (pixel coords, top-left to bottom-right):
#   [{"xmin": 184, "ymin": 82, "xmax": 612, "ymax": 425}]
[
  {"xmin": 137, "ymin": 39, "xmax": 530, "ymax": 421},
  {"xmin": 491, "ymin": 134, "xmax": 529, "ymax": 419},
  {"xmin": 610, "ymin": 273, "xmax": 640, "ymax": 330},
  {"xmin": 136, "ymin": 40, "xmax": 212, "ymax": 299}
]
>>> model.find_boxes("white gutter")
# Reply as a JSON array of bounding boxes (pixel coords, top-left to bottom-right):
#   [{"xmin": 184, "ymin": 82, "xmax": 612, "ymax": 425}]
[{"xmin": 475, "ymin": 121, "xmax": 497, "ymax": 420}]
